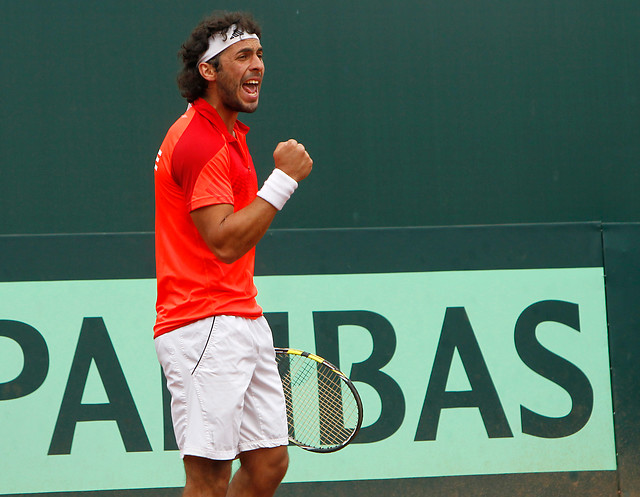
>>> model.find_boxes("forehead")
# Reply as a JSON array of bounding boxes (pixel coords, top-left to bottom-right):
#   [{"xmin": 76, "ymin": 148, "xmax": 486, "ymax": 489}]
[{"xmin": 221, "ymin": 39, "xmax": 263, "ymax": 58}]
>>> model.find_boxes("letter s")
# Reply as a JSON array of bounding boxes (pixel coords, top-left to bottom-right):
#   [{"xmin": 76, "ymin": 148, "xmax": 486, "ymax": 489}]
[{"xmin": 515, "ymin": 300, "xmax": 594, "ymax": 438}]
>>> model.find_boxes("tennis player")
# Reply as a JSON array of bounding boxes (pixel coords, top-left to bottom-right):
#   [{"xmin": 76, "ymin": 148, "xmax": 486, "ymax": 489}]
[{"xmin": 153, "ymin": 11, "xmax": 312, "ymax": 497}]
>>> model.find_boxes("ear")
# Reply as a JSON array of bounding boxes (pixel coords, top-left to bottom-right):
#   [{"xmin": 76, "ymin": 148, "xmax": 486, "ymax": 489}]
[{"xmin": 198, "ymin": 62, "xmax": 217, "ymax": 82}]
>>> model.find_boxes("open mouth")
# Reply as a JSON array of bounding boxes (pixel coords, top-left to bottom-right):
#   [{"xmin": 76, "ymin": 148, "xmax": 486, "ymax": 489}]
[{"xmin": 242, "ymin": 79, "xmax": 260, "ymax": 97}]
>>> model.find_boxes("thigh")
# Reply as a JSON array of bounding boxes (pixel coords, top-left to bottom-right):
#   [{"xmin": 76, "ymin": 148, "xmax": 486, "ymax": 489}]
[
  {"xmin": 156, "ymin": 316, "xmax": 259, "ymax": 460},
  {"xmin": 238, "ymin": 317, "xmax": 289, "ymax": 451}
]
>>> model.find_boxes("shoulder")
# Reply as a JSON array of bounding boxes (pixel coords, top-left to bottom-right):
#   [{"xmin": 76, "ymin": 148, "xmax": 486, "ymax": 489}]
[
  {"xmin": 171, "ymin": 110, "xmax": 229, "ymax": 185},
  {"xmin": 175, "ymin": 109, "xmax": 226, "ymax": 163}
]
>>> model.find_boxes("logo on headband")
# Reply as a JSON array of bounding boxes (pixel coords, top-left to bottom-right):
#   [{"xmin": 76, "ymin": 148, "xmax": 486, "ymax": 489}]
[{"xmin": 230, "ymin": 28, "xmax": 246, "ymax": 40}]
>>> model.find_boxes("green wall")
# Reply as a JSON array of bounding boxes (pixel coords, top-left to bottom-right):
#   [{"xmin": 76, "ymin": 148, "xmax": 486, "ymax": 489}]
[{"xmin": 1, "ymin": 0, "xmax": 638, "ymax": 235}]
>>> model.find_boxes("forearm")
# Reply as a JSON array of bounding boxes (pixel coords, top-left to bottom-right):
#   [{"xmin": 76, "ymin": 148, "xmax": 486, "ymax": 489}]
[{"xmin": 192, "ymin": 139, "xmax": 312, "ymax": 264}]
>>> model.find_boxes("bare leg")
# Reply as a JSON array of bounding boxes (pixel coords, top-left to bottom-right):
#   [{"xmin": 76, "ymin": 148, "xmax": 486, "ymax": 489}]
[
  {"xmin": 183, "ymin": 455, "xmax": 233, "ymax": 497},
  {"xmin": 227, "ymin": 446, "xmax": 289, "ymax": 497}
]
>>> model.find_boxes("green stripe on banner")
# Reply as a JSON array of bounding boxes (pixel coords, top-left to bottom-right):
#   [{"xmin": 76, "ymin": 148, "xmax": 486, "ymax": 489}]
[{"xmin": 0, "ymin": 223, "xmax": 602, "ymax": 283}]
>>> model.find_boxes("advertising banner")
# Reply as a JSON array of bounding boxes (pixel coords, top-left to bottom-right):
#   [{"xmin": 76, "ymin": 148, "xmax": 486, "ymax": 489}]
[{"xmin": 0, "ymin": 224, "xmax": 624, "ymax": 496}]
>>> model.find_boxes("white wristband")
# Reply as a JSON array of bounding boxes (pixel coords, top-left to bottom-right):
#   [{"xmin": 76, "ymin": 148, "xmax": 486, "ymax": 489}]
[{"xmin": 257, "ymin": 169, "xmax": 298, "ymax": 210}]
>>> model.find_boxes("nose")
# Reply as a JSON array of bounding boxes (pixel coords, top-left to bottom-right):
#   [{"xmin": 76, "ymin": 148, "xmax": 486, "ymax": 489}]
[{"xmin": 250, "ymin": 53, "xmax": 264, "ymax": 72}]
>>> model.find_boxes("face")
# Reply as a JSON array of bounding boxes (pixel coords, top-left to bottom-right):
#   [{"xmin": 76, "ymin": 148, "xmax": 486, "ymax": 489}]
[{"xmin": 213, "ymin": 39, "xmax": 264, "ymax": 114}]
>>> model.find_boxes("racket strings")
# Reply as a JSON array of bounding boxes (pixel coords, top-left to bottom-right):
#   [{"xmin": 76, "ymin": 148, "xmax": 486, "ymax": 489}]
[
  {"xmin": 277, "ymin": 353, "xmax": 360, "ymax": 449},
  {"xmin": 282, "ymin": 366, "xmax": 349, "ymax": 447}
]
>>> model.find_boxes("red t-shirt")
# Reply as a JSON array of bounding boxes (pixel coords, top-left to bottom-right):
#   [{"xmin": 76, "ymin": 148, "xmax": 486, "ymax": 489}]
[{"xmin": 154, "ymin": 99, "xmax": 263, "ymax": 338}]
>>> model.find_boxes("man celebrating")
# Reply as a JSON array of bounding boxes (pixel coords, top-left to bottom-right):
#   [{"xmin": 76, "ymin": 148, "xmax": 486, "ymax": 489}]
[{"xmin": 153, "ymin": 11, "xmax": 312, "ymax": 497}]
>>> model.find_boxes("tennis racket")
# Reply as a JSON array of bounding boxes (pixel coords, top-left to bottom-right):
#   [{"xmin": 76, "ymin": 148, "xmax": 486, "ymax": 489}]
[{"xmin": 275, "ymin": 347, "xmax": 363, "ymax": 453}]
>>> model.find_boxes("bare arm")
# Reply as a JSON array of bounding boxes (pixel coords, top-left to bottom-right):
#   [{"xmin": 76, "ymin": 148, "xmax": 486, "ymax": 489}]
[
  {"xmin": 191, "ymin": 198, "xmax": 276, "ymax": 264},
  {"xmin": 191, "ymin": 139, "xmax": 313, "ymax": 264}
]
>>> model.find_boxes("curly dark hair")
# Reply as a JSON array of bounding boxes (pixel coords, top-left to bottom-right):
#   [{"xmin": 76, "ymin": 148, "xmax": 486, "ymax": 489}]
[{"xmin": 177, "ymin": 11, "xmax": 262, "ymax": 102}]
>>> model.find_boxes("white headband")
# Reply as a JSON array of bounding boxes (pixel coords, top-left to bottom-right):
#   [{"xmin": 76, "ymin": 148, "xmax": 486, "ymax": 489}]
[{"xmin": 197, "ymin": 24, "xmax": 260, "ymax": 65}]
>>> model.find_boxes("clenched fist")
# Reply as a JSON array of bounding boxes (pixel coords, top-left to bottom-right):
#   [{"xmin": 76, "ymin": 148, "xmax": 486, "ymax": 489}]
[{"xmin": 273, "ymin": 139, "xmax": 313, "ymax": 182}]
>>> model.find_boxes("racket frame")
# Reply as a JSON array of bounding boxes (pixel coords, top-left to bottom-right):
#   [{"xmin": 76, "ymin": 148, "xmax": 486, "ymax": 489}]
[{"xmin": 275, "ymin": 347, "xmax": 364, "ymax": 453}]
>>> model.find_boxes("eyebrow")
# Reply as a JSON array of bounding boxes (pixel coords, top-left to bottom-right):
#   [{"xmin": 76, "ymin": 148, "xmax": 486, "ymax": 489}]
[{"xmin": 235, "ymin": 46, "xmax": 263, "ymax": 55}]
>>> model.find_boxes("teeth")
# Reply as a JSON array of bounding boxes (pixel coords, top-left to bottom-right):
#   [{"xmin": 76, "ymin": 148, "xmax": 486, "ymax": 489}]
[{"xmin": 245, "ymin": 80, "xmax": 259, "ymax": 85}]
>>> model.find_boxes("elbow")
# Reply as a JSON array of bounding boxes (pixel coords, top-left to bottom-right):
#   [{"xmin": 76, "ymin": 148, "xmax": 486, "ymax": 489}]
[
  {"xmin": 216, "ymin": 250, "xmax": 241, "ymax": 265},
  {"xmin": 207, "ymin": 241, "xmax": 245, "ymax": 264},
  {"xmin": 197, "ymin": 230, "xmax": 238, "ymax": 264},
  {"xmin": 209, "ymin": 244, "xmax": 241, "ymax": 264},
  {"xmin": 198, "ymin": 227, "xmax": 251, "ymax": 264}
]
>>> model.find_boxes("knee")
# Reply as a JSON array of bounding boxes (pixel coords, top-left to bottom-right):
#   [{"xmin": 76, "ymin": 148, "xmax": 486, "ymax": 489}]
[
  {"xmin": 242, "ymin": 447, "xmax": 289, "ymax": 490},
  {"xmin": 258, "ymin": 448, "xmax": 289, "ymax": 486},
  {"xmin": 270, "ymin": 449, "xmax": 289, "ymax": 482},
  {"xmin": 183, "ymin": 456, "xmax": 231, "ymax": 495}
]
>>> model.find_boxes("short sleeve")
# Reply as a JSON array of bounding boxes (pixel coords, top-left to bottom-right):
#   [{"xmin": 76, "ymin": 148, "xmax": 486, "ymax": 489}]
[{"xmin": 173, "ymin": 142, "xmax": 235, "ymax": 212}]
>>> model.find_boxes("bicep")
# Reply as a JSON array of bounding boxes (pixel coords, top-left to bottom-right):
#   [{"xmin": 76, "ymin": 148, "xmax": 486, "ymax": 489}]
[
  {"xmin": 190, "ymin": 203, "xmax": 234, "ymax": 252},
  {"xmin": 190, "ymin": 198, "xmax": 278, "ymax": 264}
]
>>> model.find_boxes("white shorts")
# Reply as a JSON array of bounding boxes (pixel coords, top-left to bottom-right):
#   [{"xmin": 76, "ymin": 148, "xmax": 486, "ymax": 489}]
[{"xmin": 155, "ymin": 315, "xmax": 289, "ymax": 460}]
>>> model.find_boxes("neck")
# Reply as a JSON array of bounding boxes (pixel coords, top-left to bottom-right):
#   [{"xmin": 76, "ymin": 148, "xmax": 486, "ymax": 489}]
[{"xmin": 203, "ymin": 94, "xmax": 238, "ymax": 135}]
